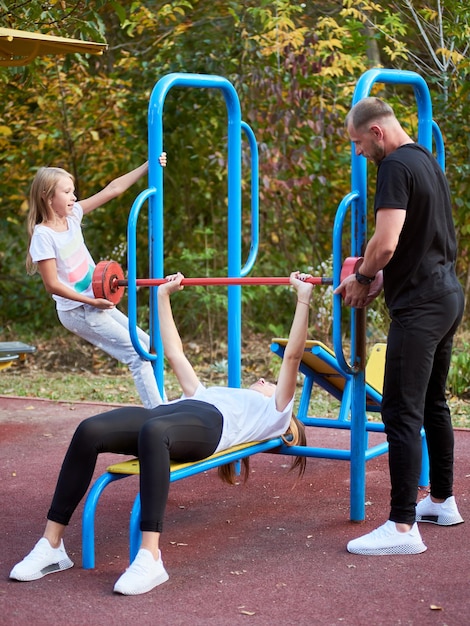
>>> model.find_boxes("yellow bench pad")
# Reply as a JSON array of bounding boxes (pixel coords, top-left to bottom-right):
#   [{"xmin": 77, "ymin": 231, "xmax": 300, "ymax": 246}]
[{"xmin": 107, "ymin": 440, "xmax": 269, "ymax": 475}]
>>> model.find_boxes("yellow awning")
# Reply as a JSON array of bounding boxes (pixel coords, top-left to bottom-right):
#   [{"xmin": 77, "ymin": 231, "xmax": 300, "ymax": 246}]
[{"xmin": 0, "ymin": 27, "xmax": 107, "ymax": 66}]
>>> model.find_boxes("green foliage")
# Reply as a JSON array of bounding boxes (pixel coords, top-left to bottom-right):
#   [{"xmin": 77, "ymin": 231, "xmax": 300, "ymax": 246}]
[
  {"xmin": 1, "ymin": 0, "xmax": 469, "ymax": 367},
  {"xmin": 0, "ymin": 1, "xmax": 108, "ymax": 39},
  {"xmin": 448, "ymin": 340, "xmax": 470, "ymax": 398}
]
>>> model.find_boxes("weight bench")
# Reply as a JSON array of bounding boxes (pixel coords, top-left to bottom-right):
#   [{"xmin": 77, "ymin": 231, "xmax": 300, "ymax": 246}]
[
  {"xmin": 270, "ymin": 339, "xmax": 428, "ymax": 516},
  {"xmin": 82, "ymin": 437, "xmax": 285, "ymax": 569},
  {"xmin": 0, "ymin": 341, "xmax": 36, "ymax": 371}
]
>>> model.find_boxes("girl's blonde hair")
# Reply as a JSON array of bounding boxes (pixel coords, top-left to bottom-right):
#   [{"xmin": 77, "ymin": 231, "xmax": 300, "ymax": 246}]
[
  {"xmin": 25, "ymin": 167, "xmax": 74, "ymax": 275},
  {"xmin": 218, "ymin": 414, "xmax": 307, "ymax": 485}
]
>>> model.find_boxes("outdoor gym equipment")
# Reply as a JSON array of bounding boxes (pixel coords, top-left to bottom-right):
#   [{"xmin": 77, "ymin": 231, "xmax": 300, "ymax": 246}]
[{"xmin": 101, "ymin": 69, "xmax": 434, "ymax": 523}]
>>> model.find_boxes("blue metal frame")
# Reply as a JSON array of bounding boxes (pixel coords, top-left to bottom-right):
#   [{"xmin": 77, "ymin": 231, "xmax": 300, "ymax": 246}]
[{"xmin": 123, "ymin": 69, "xmax": 436, "ymax": 524}]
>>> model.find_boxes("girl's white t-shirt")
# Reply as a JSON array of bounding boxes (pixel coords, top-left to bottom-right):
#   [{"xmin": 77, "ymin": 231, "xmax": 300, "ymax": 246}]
[
  {"xmin": 29, "ymin": 203, "xmax": 96, "ymax": 311},
  {"xmin": 184, "ymin": 383, "xmax": 294, "ymax": 452}
]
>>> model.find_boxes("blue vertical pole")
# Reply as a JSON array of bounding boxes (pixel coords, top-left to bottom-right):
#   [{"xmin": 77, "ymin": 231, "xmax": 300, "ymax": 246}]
[{"xmin": 224, "ymin": 80, "xmax": 243, "ymax": 388}]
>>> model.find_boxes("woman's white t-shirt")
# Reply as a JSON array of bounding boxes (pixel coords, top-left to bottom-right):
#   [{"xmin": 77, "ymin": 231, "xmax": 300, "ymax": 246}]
[
  {"xmin": 29, "ymin": 203, "xmax": 95, "ymax": 311},
  {"xmin": 184, "ymin": 383, "xmax": 294, "ymax": 453}
]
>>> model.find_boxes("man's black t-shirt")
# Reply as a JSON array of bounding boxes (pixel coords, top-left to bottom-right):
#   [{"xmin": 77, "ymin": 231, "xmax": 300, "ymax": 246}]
[{"xmin": 374, "ymin": 143, "xmax": 460, "ymax": 311}]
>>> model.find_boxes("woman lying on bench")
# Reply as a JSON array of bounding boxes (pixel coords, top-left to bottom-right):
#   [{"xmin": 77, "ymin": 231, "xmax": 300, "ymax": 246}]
[{"xmin": 10, "ymin": 270, "xmax": 313, "ymax": 595}]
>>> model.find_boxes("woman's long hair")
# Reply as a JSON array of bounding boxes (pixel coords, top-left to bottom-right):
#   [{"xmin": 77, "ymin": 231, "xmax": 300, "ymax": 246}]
[
  {"xmin": 218, "ymin": 414, "xmax": 307, "ymax": 485},
  {"xmin": 25, "ymin": 167, "xmax": 74, "ymax": 275}
]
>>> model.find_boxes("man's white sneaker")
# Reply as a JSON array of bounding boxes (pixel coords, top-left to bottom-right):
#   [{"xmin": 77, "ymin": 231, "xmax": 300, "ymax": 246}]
[
  {"xmin": 416, "ymin": 495, "xmax": 464, "ymax": 526},
  {"xmin": 113, "ymin": 549, "xmax": 169, "ymax": 595},
  {"xmin": 9, "ymin": 538, "xmax": 74, "ymax": 581},
  {"xmin": 347, "ymin": 520, "xmax": 427, "ymax": 556}
]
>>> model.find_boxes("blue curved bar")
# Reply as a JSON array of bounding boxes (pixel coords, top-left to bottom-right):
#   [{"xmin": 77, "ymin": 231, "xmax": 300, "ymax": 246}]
[
  {"xmin": 127, "ymin": 187, "xmax": 158, "ymax": 361},
  {"xmin": 82, "ymin": 472, "xmax": 129, "ymax": 569},
  {"xmin": 240, "ymin": 121, "xmax": 259, "ymax": 276},
  {"xmin": 353, "ymin": 68, "xmax": 433, "ymax": 148},
  {"xmin": 432, "ymin": 120, "xmax": 445, "ymax": 170},
  {"xmin": 332, "ymin": 191, "xmax": 359, "ymax": 375}
]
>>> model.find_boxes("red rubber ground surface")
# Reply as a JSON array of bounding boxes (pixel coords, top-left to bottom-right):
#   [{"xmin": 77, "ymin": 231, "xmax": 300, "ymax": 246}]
[{"xmin": 1, "ymin": 396, "xmax": 468, "ymax": 625}]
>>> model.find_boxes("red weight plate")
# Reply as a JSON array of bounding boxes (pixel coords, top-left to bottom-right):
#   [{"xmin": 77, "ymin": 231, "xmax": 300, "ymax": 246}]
[{"xmin": 92, "ymin": 260, "xmax": 125, "ymax": 305}]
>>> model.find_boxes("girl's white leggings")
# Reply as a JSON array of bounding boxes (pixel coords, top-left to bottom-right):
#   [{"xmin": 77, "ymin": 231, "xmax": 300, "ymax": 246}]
[{"xmin": 58, "ymin": 304, "xmax": 163, "ymax": 408}]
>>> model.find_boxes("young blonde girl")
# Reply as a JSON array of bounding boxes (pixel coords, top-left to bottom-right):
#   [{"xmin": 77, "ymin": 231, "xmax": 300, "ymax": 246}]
[{"xmin": 26, "ymin": 158, "xmax": 166, "ymax": 408}]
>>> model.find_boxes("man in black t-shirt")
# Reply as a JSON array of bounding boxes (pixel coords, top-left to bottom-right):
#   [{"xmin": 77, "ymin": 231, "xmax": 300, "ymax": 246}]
[{"xmin": 335, "ymin": 97, "xmax": 464, "ymax": 556}]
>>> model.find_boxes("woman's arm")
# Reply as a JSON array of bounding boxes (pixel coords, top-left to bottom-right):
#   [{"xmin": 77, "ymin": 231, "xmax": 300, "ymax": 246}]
[
  {"xmin": 274, "ymin": 272, "xmax": 314, "ymax": 412},
  {"xmin": 37, "ymin": 258, "xmax": 114, "ymax": 309},
  {"xmin": 157, "ymin": 273, "xmax": 200, "ymax": 397}
]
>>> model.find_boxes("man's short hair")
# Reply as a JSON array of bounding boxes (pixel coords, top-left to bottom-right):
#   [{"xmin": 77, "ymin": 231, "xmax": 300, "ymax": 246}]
[{"xmin": 346, "ymin": 97, "xmax": 395, "ymax": 130}]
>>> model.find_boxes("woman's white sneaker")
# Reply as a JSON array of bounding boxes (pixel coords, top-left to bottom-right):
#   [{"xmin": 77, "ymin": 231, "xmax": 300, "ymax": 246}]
[
  {"xmin": 9, "ymin": 538, "xmax": 74, "ymax": 581},
  {"xmin": 347, "ymin": 520, "xmax": 427, "ymax": 555},
  {"xmin": 113, "ymin": 549, "xmax": 169, "ymax": 595},
  {"xmin": 416, "ymin": 495, "xmax": 464, "ymax": 525}
]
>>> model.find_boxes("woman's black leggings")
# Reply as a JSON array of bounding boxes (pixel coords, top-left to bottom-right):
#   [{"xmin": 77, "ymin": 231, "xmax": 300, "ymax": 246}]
[{"xmin": 48, "ymin": 401, "xmax": 223, "ymax": 533}]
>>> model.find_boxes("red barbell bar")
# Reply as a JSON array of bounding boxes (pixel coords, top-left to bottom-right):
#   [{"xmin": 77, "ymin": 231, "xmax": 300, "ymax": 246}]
[{"xmin": 92, "ymin": 257, "xmax": 359, "ymax": 305}]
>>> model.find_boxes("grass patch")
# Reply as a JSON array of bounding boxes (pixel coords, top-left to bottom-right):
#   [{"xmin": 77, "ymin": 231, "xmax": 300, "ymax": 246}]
[
  {"xmin": 1, "ymin": 370, "xmax": 140, "ymax": 404},
  {"xmin": 2, "ymin": 361, "xmax": 468, "ymax": 429},
  {"xmin": 1, "ymin": 330, "xmax": 468, "ymax": 428}
]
